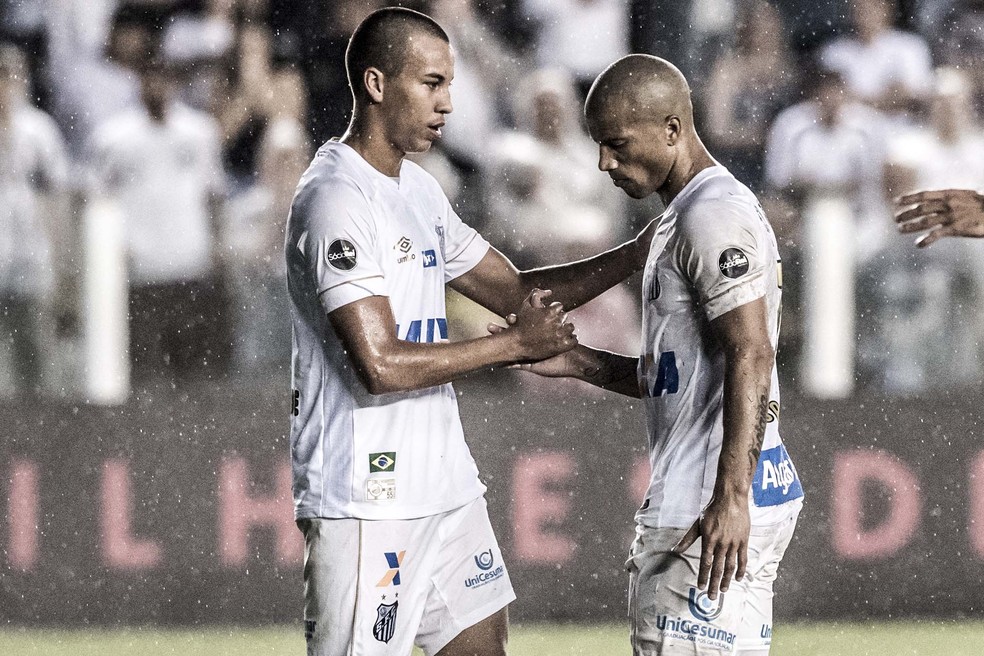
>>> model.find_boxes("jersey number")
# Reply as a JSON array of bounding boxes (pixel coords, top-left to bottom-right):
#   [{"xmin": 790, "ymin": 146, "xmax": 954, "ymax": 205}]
[{"xmin": 650, "ymin": 351, "xmax": 679, "ymax": 397}]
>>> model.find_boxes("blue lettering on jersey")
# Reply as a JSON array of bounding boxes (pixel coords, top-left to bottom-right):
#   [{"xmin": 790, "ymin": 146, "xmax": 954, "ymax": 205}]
[
  {"xmin": 422, "ymin": 249, "xmax": 437, "ymax": 268},
  {"xmin": 396, "ymin": 318, "xmax": 448, "ymax": 343},
  {"xmin": 752, "ymin": 444, "xmax": 803, "ymax": 507},
  {"xmin": 650, "ymin": 351, "xmax": 679, "ymax": 397}
]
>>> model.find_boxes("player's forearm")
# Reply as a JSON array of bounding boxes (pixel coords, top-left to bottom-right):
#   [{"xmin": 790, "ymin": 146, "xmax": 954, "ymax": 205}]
[
  {"xmin": 519, "ymin": 239, "xmax": 645, "ymax": 311},
  {"xmin": 357, "ymin": 331, "xmax": 543, "ymax": 394},
  {"xmin": 713, "ymin": 345, "xmax": 774, "ymax": 499},
  {"xmin": 567, "ymin": 346, "xmax": 642, "ymax": 397}
]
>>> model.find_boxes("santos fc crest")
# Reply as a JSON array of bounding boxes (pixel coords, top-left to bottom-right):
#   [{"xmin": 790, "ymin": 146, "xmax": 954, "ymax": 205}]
[{"xmin": 373, "ymin": 601, "xmax": 398, "ymax": 643}]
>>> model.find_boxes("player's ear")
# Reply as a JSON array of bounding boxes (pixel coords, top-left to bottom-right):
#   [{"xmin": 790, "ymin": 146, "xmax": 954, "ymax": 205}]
[
  {"xmin": 665, "ymin": 116, "xmax": 681, "ymax": 146},
  {"xmin": 364, "ymin": 67, "xmax": 385, "ymax": 104}
]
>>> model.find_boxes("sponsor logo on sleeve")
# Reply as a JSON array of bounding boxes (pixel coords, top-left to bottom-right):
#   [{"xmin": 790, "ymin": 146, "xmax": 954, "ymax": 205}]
[
  {"xmin": 718, "ymin": 248, "xmax": 749, "ymax": 279},
  {"xmin": 752, "ymin": 444, "xmax": 804, "ymax": 507},
  {"xmin": 369, "ymin": 452, "xmax": 396, "ymax": 473},
  {"xmin": 326, "ymin": 239, "xmax": 357, "ymax": 270},
  {"xmin": 373, "ymin": 601, "xmax": 398, "ymax": 643}
]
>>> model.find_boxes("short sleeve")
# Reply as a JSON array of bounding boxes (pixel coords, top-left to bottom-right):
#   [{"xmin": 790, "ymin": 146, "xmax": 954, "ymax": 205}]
[
  {"xmin": 441, "ymin": 200, "xmax": 490, "ymax": 282},
  {"xmin": 677, "ymin": 201, "xmax": 769, "ymax": 321},
  {"xmin": 297, "ymin": 175, "xmax": 389, "ymax": 314}
]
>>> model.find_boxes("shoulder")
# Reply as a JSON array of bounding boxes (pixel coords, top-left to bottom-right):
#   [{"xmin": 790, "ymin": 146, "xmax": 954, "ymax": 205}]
[
  {"xmin": 91, "ymin": 108, "xmax": 144, "ymax": 147},
  {"xmin": 676, "ymin": 177, "xmax": 763, "ymax": 243},
  {"xmin": 292, "ymin": 154, "xmax": 372, "ymax": 228}
]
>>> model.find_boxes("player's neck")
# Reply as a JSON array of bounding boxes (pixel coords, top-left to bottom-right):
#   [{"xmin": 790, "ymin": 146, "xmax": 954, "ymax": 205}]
[
  {"xmin": 340, "ymin": 117, "xmax": 405, "ymax": 178},
  {"xmin": 658, "ymin": 139, "xmax": 716, "ymax": 206}
]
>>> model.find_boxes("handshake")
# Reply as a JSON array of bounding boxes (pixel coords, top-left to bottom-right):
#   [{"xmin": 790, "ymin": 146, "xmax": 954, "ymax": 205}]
[{"xmin": 488, "ymin": 289, "xmax": 580, "ymax": 372}]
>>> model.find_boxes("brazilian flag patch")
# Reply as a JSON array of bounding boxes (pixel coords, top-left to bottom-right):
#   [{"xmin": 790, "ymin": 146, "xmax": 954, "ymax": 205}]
[{"xmin": 369, "ymin": 452, "xmax": 396, "ymax": 473}]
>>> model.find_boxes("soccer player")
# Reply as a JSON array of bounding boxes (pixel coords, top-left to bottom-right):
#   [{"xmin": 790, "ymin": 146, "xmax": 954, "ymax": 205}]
[
  {"xmin": 286, "ymin": 9, "xmax": 658, "ymax": 656},
  {"xmin": 895, "ymin": 188, "xmax": 984, "ymax": 246},
  {"xmin": 499, "ymin": 55, "xmax": 804, "ymax": 655}
]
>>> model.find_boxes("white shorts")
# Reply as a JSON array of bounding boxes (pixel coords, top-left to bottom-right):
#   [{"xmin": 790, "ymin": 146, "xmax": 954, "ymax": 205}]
[
  {"xmin": 298, "ymin": 496, "xmax": 515, "ymax": 656},
  {"xmin": 627, "ymin": 507, "xmax": 800, "ymax": 655}
]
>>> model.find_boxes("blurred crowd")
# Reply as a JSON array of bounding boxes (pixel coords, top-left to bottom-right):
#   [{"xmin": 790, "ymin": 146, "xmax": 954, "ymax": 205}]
[{"xmin": 1, "ymin": 0, "xmax": 983, "ymax": 402}]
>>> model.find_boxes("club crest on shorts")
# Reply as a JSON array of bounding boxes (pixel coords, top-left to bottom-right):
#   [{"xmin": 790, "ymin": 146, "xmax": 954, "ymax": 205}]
[
  {"xmin": 373, "ymin": 601, "xmax": 398, "ymax": 643},
  {"xmin": 718, "ymin": 248, "xmax": 749, "ymax": 279},
  {"xmin": 326, "ymin": 239, "xmax": 357, "ymax": 270},
  {"xmin": 688, "ymin": 587, "xmax": 724, "ymax": 622}
]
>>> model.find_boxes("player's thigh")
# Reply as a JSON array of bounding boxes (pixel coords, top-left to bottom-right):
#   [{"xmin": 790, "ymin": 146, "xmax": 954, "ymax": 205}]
[
  {"xmin": 628, "ymin": 525, "xmax": 744, "ymax": 655},
  {"xmin": 416, "ymin": 497, "xmax": 515, "ymax": 656},
  {"xmin": 435, "ymin": 607, "xmax": 508, "ymax": 656},
  {"xmin": 734, "ymin": 512, "xmax": 799, "ymax": 655},
  {"xmin": 300, "ymin": 514, "xmax": 442, "ymax": 656}
]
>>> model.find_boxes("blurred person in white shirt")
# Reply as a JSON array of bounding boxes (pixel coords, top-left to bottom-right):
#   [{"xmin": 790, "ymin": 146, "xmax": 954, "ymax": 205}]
[
  {"xmin": 820, "ymin": 0, "xmax": 933, "ymax": 124},
  {"xmin": 88, "ymin": 56, "xmax": 228, "ymax": 388},
  {"xmin": 0, "ymin": 44, "xmax": 70, "ymax": 398},
  {"xmin": 521, "ymin": 0, "xmax": 630, "ymax": 95}
]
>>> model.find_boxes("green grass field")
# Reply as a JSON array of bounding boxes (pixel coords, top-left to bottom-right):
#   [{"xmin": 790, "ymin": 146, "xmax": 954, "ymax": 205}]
[{"xmin": 2, "ymin": 622, "xmax": 983, "ymax": 656}]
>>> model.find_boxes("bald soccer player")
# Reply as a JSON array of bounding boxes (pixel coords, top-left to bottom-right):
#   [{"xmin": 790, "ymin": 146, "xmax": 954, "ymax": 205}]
[
  {"xmin": 286, "ymin": 9, "xmax": 661, "ymax": 656},
  {"xmin": 896, "ymin": 189, "xmax": 984, "ymax": 246},
  {"xmin": 499, "ymin": 55, "xmax": 804, "ymax": 655}
]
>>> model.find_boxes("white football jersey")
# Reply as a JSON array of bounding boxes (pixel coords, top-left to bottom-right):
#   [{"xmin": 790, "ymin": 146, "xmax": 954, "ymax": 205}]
[
  {"xmin": 637, "ymin": 166, "xmax": 803, "ymax": 529},
  {"xmin": 286, "ymin": 141, "xmax": 491, "ymax": 520}
]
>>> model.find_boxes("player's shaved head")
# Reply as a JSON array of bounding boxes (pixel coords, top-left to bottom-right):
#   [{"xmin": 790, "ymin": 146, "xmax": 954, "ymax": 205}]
[
  {"xmin": 585, "ymin": 55, "xmax": 694, "ymax": 129},
  {"xmin": 345, "ymin": 7, "xmax": 450, "ymax": 102}
]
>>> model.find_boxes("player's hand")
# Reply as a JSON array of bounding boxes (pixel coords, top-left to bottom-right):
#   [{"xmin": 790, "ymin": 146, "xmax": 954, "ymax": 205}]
[
  {"xmin": 488, "ymin": 315, "xmax": 583, "ymax": 378},
  {"xmin": 895, "ymin": 189, "xmax": 984, "ymax": 247},
  {"xmin": 633, "ymin": 215, "xmax": 662, "ymax": 267},
  {"xmin": 673, "ymin": 494, "xmax": 750, "ymax": 601},
  {"xmin": 508, "ymin": 289, "xmax": 578, "ymax": 361}
]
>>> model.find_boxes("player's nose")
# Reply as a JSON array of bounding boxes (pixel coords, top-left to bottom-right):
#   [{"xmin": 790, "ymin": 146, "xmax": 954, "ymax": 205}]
[{"xmin": 598, "ymin": 147, "xmax": 617, "ymax": 172}]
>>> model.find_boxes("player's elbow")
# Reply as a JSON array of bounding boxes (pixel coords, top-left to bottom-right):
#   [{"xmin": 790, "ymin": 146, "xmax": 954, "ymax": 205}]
[{"xmin": 357, "ymin": 358, "xmax": 407, "ymax": 395}]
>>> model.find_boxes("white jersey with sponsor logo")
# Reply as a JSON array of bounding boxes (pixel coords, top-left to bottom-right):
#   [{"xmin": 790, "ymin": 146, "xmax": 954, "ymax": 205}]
[
  {"xmin": 286, "ymin": 141, "xmax": 491, "ymax": 520},
  {"xmin": 637, "ymin": 165, "xmax": 803, "ymax": 529}
]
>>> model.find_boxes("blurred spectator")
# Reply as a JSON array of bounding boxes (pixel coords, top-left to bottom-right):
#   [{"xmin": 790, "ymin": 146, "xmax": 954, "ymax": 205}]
[
  {"xmin": 46, "ymin": 3, "xmax": 155, "ymax": 158},
  {"xmin": 880, "ymin": 67, "xmax": 984, "ymax": 391},
  {"xmin": 704, "ymin": 0, "xmax": 798, "ymax": 191},
  {"xmin": 88, "ymin": 57, "xmax": 228, "ymax": 387},
  {"xmin": 765, "ymin": 68, "xmax": 888, "ymax": 396},
  {"xmin": 520, "ymin": 0, "xmax": 630, "ymax": 95},
  {"xmin": 226, "ymin": 65, "xmax": 310, "ymax": 373},
  {"xmin": 481, "ymin": 68, "xmax": 637, "ymax": 362},
  {"xmin": 935, "ymin": 0, "xmax": 984, "ymax": 114},
  {"xmin": 161, "ymin": 0, "xmax": 237, "ymax": 112},
  {"xmin": 214, "ymin": 23, "xmax": 276, "ymax": 188},
  {"xmin": 0, "ymin": 44, "xmax": 70, "ymax": 398},
  {"xmin": 820, "ymin": 0, "xmax": 933, "ymax": 123},
  {"xmin": 765, "ymin": 68, "xmax": 888, "ymax": 261},
  {"xmin": 487, "ymin": 68, "xmax": 622, "ymax": 266},
  {"xmin": 425, "ymin": 0, "xmax": 523, "ymax": 172}
]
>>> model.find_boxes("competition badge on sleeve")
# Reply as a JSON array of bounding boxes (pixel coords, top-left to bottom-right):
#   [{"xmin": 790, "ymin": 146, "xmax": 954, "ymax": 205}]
[{"xmin": 326, "ymin": 239, "xmax": 357, "ymax": 270}]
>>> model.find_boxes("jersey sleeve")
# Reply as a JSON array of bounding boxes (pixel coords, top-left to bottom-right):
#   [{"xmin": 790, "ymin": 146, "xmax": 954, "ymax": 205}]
[
  {"xmin": 301, "ymin": 174, "xmax": 388, "ymax": 314},
  {"xmin": 676, "ymin": 201, "xmax": 769, "ymax": 321},
  {"xmin": 441, "ymin": 199, "xmax": 490, "ymax": 283}
]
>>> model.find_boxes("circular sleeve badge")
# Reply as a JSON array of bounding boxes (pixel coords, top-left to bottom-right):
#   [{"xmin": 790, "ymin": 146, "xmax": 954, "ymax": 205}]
[
  {"xmin": 718, "ymin": 248, "xmax": 749, "ymax": 279},
  {"xmin": 326, "ymin": 239, "xmax": 358, "ymax": 270}
]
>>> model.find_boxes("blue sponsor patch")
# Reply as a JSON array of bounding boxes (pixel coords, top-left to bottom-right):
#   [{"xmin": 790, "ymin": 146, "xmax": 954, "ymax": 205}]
[
  {"xmin": 752, "ymin": 444, "xmax": 803, "ymax": 507},
  {"xmin": 422, "ymin": 249, "xmax": 437, "ymax": 268}
]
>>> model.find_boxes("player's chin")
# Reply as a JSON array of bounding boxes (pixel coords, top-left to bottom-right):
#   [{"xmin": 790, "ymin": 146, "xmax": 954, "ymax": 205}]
[{"xmin": 406, "ymin": 136, "xmax": 437, "ymax": 155}]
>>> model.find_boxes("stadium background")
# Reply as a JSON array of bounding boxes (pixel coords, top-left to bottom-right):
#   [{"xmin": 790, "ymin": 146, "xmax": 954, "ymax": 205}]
[{"xmin": 4, "ymin": 0, "xmax": 984, "ymax": 652}]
